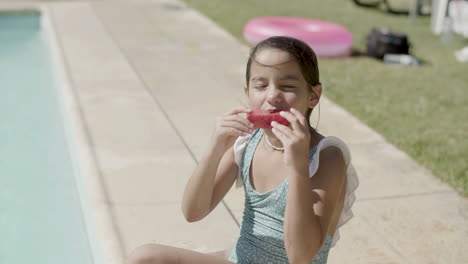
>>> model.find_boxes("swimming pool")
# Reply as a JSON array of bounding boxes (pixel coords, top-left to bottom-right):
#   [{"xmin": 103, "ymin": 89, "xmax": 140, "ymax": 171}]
[{"xmin": 0, "ymin": 13, "xmax": 97, "ymax": 263}]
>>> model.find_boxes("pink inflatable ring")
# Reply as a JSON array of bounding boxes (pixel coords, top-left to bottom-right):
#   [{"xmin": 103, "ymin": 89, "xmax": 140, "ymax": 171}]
[{"xmin": 243, "ymin": 17, "xmax": 353, "ymax": 57}]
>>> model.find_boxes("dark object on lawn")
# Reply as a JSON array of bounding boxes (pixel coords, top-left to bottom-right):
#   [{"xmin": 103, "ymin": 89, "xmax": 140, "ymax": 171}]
[{"xmin": 366, "ymin": 28, "xmax": 410, "ymax": 59}]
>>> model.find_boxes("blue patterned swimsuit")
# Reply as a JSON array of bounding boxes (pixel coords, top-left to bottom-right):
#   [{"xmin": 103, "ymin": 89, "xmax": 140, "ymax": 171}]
[{"xmin": 228, "ymin": 129, "xmax": 332, "ymax": 264}]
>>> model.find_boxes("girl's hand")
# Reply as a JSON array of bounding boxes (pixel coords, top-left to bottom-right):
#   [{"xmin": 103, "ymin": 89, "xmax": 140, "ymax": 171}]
[
  {"xmin": 271, "ymin": 108, "xmax": 311, "ymax": 170},
  {"xmin": 211, "ymin": 107, "xmax": 253, "ymax": 153}
]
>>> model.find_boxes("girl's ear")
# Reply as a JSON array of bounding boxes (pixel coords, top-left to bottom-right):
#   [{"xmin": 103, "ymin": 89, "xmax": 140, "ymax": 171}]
[{"xmin": 308, "ymin": 83, "xmax": 322, "ymax": 108}]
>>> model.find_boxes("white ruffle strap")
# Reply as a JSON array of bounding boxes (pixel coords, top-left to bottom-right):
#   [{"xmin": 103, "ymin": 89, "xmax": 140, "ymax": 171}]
[
  {"xmin": 308, "ymin": 136, "xmax": 359, "ymax": 248},
  {"xmin": 233, "ymin": 133, "xmax": 252, "ymax": 188}
]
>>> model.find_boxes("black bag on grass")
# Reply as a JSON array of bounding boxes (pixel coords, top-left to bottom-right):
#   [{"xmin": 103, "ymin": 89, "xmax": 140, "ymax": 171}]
[{"xmin": 366, "ymin": 28, "xmax": 410, "ymax": 59}]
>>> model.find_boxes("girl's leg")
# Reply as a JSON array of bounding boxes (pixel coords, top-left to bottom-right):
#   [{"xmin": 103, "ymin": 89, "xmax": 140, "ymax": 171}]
[{"xmin": 127, "ymin": 244, "xmax": 235, "ymax": 264}]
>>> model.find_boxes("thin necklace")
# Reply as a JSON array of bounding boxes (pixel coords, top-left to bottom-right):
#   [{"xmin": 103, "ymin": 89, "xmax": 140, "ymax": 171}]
[{"xmin": 265, "ymin": 135, "xmax": 285, "ymax": 151}]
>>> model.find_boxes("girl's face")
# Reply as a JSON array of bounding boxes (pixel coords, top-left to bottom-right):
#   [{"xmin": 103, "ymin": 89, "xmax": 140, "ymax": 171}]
[{"xmin": 245, "ymin": 48, "xmax": 319, "ymax": 117}]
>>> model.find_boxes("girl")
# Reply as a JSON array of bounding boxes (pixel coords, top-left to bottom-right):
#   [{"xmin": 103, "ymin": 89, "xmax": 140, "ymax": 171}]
[{"xmin": 127, "ymin": 36, "xmax": 358, "ymax": 264}]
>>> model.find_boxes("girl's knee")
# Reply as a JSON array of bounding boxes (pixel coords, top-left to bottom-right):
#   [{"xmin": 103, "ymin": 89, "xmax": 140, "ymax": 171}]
[{"xmin": 127, "ymin": 244, "xmax": 173, "ymax": 264}]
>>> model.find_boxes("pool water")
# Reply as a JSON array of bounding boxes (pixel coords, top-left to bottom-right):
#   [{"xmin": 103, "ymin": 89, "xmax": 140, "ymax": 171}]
[{"xmin": 0, "ymin": 14, "xmax": 95, "ymax": 263}]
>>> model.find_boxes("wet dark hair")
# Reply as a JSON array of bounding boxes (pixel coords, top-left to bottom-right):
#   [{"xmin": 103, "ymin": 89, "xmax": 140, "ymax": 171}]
[{"xmin": 245, "ymin": 36, "xmax": 320, "ymax": 123}]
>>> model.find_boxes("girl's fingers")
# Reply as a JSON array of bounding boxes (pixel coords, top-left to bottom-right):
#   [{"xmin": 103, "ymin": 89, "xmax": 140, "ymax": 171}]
[
  {"xmin": 223, "ymin": 115, "xmax": 253, "ymax": 131},
  {"xmin": 289, "ymin": 108, "xmax": 307, "ymax": 127},
  {"xmin": 220, "ymin": 119, "xmax": 252, "ymax": 134},
  {"xmin": 220, "ymin": 124, "xmax": 251, "ymax": 136},
  {"xmin": 279, "ymin": 110, "xmax": 304, "ymax": 133},
  {"xmin": 271, "ymin": 125, "xmax": 289, "ymax": 143},
  {"xmin": 271, "ymin": 121, "xmax": 292, "ymax": 139}
]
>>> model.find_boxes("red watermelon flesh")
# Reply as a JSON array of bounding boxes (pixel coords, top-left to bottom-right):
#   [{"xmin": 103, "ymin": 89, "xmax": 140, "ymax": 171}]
[{"xmin": 247, "ymin": 109, "xmax": 290, "ymax": 129}]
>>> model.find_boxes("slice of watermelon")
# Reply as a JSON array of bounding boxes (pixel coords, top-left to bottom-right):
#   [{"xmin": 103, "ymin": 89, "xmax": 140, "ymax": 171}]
[{"xmin": 247, "ymin": 109, "xmax": 290, "ymax": 129}]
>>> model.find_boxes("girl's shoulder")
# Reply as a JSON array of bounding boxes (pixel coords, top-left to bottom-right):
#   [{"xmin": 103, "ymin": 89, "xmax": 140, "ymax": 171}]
[
  {"xmin": 232, "ymin": 129, "xmax": 260, "ymax": 167},
  {"xmin": 232, "ymin": 130, "xmax": 259, "ymax": 188},
  {"xmin": 310, "ymin": 136, "xmax": 359, "ymax": 248},
  {"xmin": 309, "ymin": 136, "xmax": 353, "ymax": 176}
]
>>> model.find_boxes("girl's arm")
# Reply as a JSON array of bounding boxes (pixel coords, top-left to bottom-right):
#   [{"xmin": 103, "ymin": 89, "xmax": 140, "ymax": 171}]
[
  {"xmin": 181, "ymin": 142, "xmax": 237, "ymax": 222},
  {"xmin": 181, "ymin": 107, "xmax": 252, "ymax": 222},
  {"xmin": 270, "ymin": 108, "xmax": 347, "ymax": 263},
  {"xmin": 284, "ymin": 146, "xmax": 347, "ymax": 264}
]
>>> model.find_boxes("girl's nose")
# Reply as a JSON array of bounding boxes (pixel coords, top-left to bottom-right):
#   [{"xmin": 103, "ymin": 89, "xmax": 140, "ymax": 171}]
[{"xmin": 267, "ymin": 86, "xmax": 282, "ymax": 105}]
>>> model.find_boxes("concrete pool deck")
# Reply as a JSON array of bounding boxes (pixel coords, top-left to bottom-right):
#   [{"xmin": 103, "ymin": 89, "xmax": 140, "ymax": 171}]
[{"xmin": 2, "ymin": 0, "xmax": 467, "ymax": 263}]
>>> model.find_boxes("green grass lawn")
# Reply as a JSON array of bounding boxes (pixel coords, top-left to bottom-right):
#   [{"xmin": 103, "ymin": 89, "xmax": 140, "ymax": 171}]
[{"xmin": 182, "ymin": 0, "xmax": 468, "ymax": 196}]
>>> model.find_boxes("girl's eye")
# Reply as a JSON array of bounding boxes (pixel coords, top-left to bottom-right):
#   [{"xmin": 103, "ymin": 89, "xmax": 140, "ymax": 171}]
[
  {"xmin": 254, "ymin": 85, "xmax": 267, "ymax": 90},
  {"xmin": 282, "ymin": 86, "xmax": 296, "ymax": 89}
]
